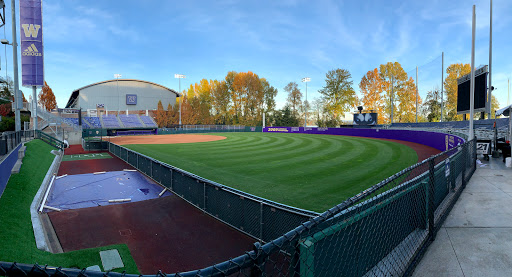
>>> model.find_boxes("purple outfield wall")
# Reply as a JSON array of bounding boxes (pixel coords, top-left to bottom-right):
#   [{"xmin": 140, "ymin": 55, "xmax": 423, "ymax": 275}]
[
  {"xmin": 263, "ymin": 127, "xmax": 465, "ymax": 152},
  {"xmin": 0, "ymin": 143, "xmax": 22, "ymax": 199}
]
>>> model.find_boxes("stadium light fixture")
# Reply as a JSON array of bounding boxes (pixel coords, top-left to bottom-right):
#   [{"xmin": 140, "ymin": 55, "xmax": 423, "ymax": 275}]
[
  {"xmin": 175, "ymin": 74, "xmax": 186, "ymax": 126},
  {"xmin": 302, "ymin": 77, "xmax": 310, "ymax": 128},
  {"xmin": 114, "ymin": 74, "xmax": 122, "ymax": 112}
]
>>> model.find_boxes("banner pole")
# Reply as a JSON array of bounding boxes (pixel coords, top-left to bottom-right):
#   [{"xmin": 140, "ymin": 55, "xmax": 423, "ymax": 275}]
[{"xmin": 33, "ymin": 86, "xmax": 37, "ymax": 130}]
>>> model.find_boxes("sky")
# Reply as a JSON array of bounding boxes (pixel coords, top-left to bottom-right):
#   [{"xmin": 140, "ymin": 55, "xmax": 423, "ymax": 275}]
[{"xmin": 1, "ymin": 0, "xmax": 511, "ymax": 112}]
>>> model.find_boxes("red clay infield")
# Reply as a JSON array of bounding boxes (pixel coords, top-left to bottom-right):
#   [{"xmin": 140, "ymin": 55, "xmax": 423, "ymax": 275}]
[
  {"xmin": 57, "ymin": 153, "xmax": 135, "ymax": 175},
  {"xmin": 49, "ymin": 196, "xmax": 255, "ymax": 274},
  {"xmin": 106, "ymin": 134, "xmax": 227, "ymax": 145},
  {"xmin": 64, "ymin": 144, "xmax": 103, "ymax": 155}
]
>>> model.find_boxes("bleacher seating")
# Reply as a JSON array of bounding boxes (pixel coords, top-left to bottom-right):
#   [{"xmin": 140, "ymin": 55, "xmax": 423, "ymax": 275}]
[
  {"xmin": 83, "ymin": 117, "xmax": 102, "ymax": 128},
  {"xmin": 119, "ymin": 114, "xmax": 144, "ymax": 128},
  {"xmin": 140, "ymin": 116, "xmax": 157, "ymax": 127},
  {"xmin": 101, "ymin": 115, "xmax": 122, "ymax": 128},
  {"xmin": 63, "ymin": 118, "xmax": 79, "ymax": 127}
]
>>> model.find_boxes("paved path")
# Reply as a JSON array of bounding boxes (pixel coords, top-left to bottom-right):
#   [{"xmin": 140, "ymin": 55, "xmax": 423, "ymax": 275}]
[{"xmin": 413, "ymin": 157, "xmax": 512, "ymax": 276}]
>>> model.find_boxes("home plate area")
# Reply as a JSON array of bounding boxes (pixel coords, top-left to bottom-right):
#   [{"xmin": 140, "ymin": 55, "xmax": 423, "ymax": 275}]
[{"xmin": 45, "ymin": 146, "xmax": 255, "ymax": 274}]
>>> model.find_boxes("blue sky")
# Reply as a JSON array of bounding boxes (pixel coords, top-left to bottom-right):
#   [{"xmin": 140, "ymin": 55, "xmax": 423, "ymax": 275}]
[{"xmin": 1, "ymin": 0, "xmax": 511, "ymax": 112}]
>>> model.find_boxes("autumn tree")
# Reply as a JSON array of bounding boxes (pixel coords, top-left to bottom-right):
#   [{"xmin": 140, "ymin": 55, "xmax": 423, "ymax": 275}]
[
  {"xmin": 211, "ymin": 80, "xmax": 231, "ymax": 124},
  {"xmin": 167, "ymin": 103, "xmax": 178, "ymax": 125},
  {"xmin": 444, "ymin": 63, "xmax": 471, "ymax": 121},
  {"xmin": 491, "ymin": 95, "xmax": 500, "ymax": 119},
  {"xmin": 396, "ymin": 76, "xmax": 421, "ymax": 123},
  {"xmin": 0, "ymin": 103, "xmax": 12, "ymax": 116},
  {"xmin": 261, "ymin": 78, "xmax": 278, "ymax": 124},
  {"xmin": 423, "ymin": 88, "xmax": 443, "ymax": 122},
  {"xmin": 319, "ymin": 68, "xmax": 356, "ymax": 121},
  {"xmin": 155, "ymin": 100, "xmax": 167, "ymax": 127},
  {"xmin": 359, "ymin": 68, "xmax": 385, "ymax": 124},
  {"xmin": 284, "ymin": 82, "xmax": 302, "ymax": 118},
  {"xmin": 233, "ymin": 71, "xmax": 263, "ymax": 125},
  {"xmin": 38, "ymin": 81, "xmax": 57, "ymax": 111}
]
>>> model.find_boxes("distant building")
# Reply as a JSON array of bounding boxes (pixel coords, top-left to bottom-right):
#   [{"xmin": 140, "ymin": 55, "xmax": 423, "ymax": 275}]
[{"xmin": 65, "ymin": 79, "xmax": 179, "ymax": 116}]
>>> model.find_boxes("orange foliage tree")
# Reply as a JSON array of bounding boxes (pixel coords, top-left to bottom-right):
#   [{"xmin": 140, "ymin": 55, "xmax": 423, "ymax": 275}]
[
  {"xmin": 155, "ymin": 100, "xmax": 167, "ymax": 127},
  {"xmin": 359, "ymin": 68, "xmax": 385, "ymax": 124},
  {"xmin": 444, "ymin": 63, "xmax": 471, "ymax": 121},
  {"xmin": 38, "ymin": 81, "xmax": 57, "ymax": 111}
]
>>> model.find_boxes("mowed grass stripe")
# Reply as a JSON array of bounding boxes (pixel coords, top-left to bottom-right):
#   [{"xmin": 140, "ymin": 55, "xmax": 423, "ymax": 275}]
[{"xmin": 126, "ymin": 133, "xmax": 417, "ymax": 212}]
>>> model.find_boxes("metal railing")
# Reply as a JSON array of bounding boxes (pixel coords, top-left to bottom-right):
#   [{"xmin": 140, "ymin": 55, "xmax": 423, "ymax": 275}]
[
  {"xmin": 35, "ymin": 106, "xmax": 81, "ymax": 132},
  {"xmin": 35, "ymin": 131, "xmax": 64, "ymax": 150},
  {"xmin": 0, "ymin": 130, "xmax": 35, "ymax": 156}
]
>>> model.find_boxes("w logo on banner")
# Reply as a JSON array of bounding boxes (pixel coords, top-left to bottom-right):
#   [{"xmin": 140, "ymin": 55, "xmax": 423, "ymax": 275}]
[{"xmin": 21, "ymin": 24, "xmax": 41, "ymax": 38}]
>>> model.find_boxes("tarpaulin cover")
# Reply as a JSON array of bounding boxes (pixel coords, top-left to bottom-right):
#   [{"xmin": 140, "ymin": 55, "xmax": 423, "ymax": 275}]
[{"xmin": 44, "ymin": 171, "xmax": 171, "ymax": 212}]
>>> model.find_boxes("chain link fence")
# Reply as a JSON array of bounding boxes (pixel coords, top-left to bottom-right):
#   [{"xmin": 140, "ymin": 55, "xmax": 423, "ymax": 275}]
[
  {"xmin": 0, "ymin": 136, "xmax": 476, "ymax": 277},
  {"xmin": 109, "ymin": 142, "xmax": 318, "ymax": 242}
]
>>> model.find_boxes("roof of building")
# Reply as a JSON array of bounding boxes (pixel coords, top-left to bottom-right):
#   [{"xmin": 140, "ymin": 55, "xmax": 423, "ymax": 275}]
[{"xmin": 65, "ymin": 79, "xmax": 180, "ymax": 108}]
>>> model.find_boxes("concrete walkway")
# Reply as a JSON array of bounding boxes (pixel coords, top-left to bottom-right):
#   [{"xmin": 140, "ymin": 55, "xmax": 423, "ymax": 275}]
[{"xmin": 413, "ymin": 157, "xmax": 512, "ymax": 277}]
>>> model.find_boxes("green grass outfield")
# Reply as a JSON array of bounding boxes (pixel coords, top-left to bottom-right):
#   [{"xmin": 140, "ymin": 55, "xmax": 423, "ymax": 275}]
[
  {"xmin": 125, "ymin": 132, "xmax": 418, "ymax": 212},
  {"xmin": 0, "ymin": 140, "xmax": 139, "ymax": 274}
]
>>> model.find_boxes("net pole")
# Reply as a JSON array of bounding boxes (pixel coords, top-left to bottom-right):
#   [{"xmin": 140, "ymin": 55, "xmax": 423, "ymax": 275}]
[
  {"xmin": 488, "ymin": 0, "xmax": 493, "ymax": 119},
  {"xmin": 469, "ymin": 5, "xmax": 476, "ymax": 140},
  {"xmin": 441, "ymin": 52, "xmax": 444, "ymax": 122},
  {"xmin": 416, "ymin": 66, "xmax": 418, "ymax": 123}
]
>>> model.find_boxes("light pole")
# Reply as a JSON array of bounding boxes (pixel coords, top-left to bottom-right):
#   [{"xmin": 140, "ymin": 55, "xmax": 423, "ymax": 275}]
[
  {"xmin": 114, "ymin": 74, "xmax": 122, "ymax": 113},
  {"xmin": 175, "ymin": 74, "xmax": 186, "ymax": 126},
  {"xmin": 4, "ymin": 0, "xmax": 21, "ymax": 131},
  {"xmin": 302, "ymin": 77, "xmax": 310, "ymax": 128}
]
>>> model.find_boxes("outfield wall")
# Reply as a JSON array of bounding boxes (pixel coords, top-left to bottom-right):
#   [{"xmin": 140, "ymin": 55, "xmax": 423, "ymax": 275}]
[
  {"xmin": 264, "ymin": 127, "xmax": 465, "ymax": 152},
  {"xmin": 0, "ymin": 143, "xmax": 22, "ymax": 198}
]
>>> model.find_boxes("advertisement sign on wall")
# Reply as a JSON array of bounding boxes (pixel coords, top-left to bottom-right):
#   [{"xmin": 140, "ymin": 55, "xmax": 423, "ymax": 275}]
[{"xmin": 20, "ymin": 0, "xmax": 44, "ymax": 87}]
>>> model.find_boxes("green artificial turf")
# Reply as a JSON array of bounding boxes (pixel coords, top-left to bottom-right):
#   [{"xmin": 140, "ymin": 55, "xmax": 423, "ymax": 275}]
[
  {"xmin": 62, "ymin": 152, "xmax": 112, "ymax": 161},
  {"xmin": 0, "ymin": 140, "xmax": 139, "ymax": 274},
  {"xmin": 125, "ymin": 132, "xmax": 418, "ymax": 212}
]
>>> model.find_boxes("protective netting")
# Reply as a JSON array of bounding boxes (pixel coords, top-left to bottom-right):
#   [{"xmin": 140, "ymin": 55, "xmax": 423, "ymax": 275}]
[{"xmin": 0, "ymin": 137, "xmax": 476, "ymax": 277}]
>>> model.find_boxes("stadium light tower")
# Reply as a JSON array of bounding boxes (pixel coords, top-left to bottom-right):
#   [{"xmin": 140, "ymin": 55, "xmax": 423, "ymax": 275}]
[
  {"xmin": 114, "ymin": 74, "xmax": 122, "ymax": 113},
  {"xmin": 302, "ymin": 77, "xmax": 310, "ymax": 128},
  {"xmin": 175, "ymin": 74, "xmax": 186, "ymax": 125}
]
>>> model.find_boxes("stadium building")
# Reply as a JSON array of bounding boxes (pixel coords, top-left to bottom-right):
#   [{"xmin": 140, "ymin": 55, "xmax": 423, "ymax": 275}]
[{"xmin": 65, "ymin": 79, "xmax": 179, "ymax": 116}]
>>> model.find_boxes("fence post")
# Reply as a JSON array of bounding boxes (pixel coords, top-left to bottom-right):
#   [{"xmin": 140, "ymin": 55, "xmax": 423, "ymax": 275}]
[
  {"xmin": 170, "ymin": 168, "xmax": 173, "ymax": 190},
  {"xmin": 260, "ymin": 203, "xmax": 264, "ymax": 241},
  {"xmin": 203, "ymin": 182, "xmax": 206, "ymax": 209},
  {"xmin": 427, "ymin": 157, "xmax": 436, "ymax": 240},
  {"xmin": 250, "ymin": 242, "xmax": 266, "ymax": 277},
  {"xmin": 462, "ymin": 144, "xmax": 468, "ymax": 189}
]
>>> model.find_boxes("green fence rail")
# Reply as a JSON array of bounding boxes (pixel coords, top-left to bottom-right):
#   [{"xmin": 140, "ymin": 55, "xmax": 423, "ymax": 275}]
[
  {"xmin": 36, "ymin": 130, "xmax": 64, "ymax": 150},
  {"xmin": 0, "ymin": 135, "xmax": 476, "ymax": 277},
  {"xmin": 157, "ymin": 125, "xmax": 262, "ymax": 135}
]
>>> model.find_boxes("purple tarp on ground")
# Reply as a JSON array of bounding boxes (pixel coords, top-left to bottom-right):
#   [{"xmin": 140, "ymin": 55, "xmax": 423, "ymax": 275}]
[
  {"xmin": 44, "ymin": 170, "xmax": 171, "ymax": 212},
  {"xmin": 263, "ymin": 127, "xmax": 465, "ymax": 152}
]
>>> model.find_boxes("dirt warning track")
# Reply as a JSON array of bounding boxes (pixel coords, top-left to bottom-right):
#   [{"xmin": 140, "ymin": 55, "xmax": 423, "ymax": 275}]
[{"xmin": 106, "ymin": 134, "xmax": 227, "ymax": 145}]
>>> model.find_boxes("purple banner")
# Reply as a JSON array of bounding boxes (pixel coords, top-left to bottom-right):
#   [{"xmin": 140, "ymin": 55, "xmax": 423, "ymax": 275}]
[
  {"xmin": 264, "ymin": 127, "xmax": 465, "ymax": 152},
  {"xmin": 20, "ymin": 0, "xmax": 44, "ymax": 87}
]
